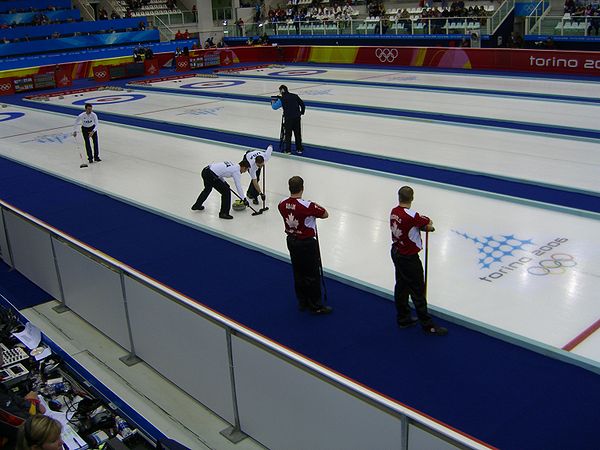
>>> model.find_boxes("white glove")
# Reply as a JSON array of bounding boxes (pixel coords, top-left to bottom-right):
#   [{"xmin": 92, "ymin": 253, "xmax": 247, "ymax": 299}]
[{"xmin": 267, "ymin": 144, "xmax": 273, "ymax": 152}]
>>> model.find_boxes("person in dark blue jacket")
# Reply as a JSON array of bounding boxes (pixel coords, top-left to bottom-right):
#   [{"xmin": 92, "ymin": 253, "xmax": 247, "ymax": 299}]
[{"xmin": 271, "ymin": 85, "xmax": 305, "ymax": 155}]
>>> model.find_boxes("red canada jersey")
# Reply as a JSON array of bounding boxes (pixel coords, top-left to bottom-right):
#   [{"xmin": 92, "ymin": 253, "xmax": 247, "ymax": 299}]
[
  {"xmin": 390, "ymin": 206, "xmax": 430, "ymax": 255},
  {"xmin": 278, "ymin": 197, "xmax": 326, "ymax": 239}
]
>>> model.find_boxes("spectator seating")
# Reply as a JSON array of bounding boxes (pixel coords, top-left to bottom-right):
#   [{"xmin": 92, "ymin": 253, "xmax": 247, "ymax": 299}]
[
  {"xmin": 0, "ymin": 9, "xmax": 80, "ymax": 26},
  {"xmin": 115, "ymin": 0, "xmax": 183, "ymax": 18},
  {"xmin": 0, "ymin": 17, "xmax": 147, "ymax": 41},
  {"xmin": 554, "ymin": 19, "xmax": 588, "ymax": 33},
  {"xmin": 0, "ymin": 28, "xmax": 159, "ymax": 57},
  {"xmin": 0, "ymin": 0, "xmax": 71, "ymax": 14}
]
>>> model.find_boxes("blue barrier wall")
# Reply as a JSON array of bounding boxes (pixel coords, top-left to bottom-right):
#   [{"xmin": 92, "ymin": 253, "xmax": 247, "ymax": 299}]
[
  {"xmin": 0, "ymin": 17, "xmax": 147, "ymax": 40},
  {"xmin": 0, "ymin": 30, "xmax": 160, "ymax": 57},
  {"xmin": 0, "ymin": 0, "xmax": 72, "ymax": 13},
  {"xmin": 0, "ymin": 9, "xmax": 80, "ymax": 25},
  {"xmin": 0, "ymin": 39, "xmax": 196, "ymax": 70}
]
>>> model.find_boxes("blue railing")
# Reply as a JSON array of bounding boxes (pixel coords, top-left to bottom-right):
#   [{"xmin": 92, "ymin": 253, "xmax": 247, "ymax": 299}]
[
  {"xmin": 0, "ymin": 9, "xmax": 80, "ymax": 25},
  {"xmin": 0, "ymin": 29, "xmax": 159, "ymax": 57},
  {"xmin": 0, "ymin": 17, "xmax": 147, "ymax": 41},
  {"xmin": 0, "ymin": 0, "xmax": 72, "ymax": 14}
]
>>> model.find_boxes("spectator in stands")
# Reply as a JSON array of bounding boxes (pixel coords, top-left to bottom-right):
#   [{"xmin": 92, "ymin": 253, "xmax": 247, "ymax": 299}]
[
  {"xmin": 139, "ymin": 21, "xmax": 146, "ymax": 31},
  {"xmin": 564, "ymin": 0, "xmax": 575, "ymax": 14},
  {"xmin": 175, "ymin": 30, "xmax": 183, "ymax": 40},
  {"xmin": 111, "ymin": 11, "xmax": 121, "ymax": 19},
  {"xmin": 508, "ymin": 31, "xmax": 523, "ymax": 48},
  {"xmin": 236, "ymin": 18, "xmax": 245, "ymax": 36},
  {"xmin": 588, "ymin": 7, "xmax": 599, "ymax": 36},
  {"xmin": 99, "ymin": 8, "xmax": 108, "ymax": 20},
  {"xmin": 16, "ymin": 415, "xmax": 63, "ymax": 450},
  {"xmin": 183, "ymin": 29, "xmax": 190, "ymax": 39}
]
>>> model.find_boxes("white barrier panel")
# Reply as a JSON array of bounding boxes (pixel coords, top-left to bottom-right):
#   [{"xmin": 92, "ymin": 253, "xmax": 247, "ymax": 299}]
[
  {"xmin": 409, "ymin": 423, "xmax": 463, "ymax": 450},
  {"xmin": 0, "ymin": 208, "xmax": 11, "ymax": 265},
  {"xmin": 4, "ymin": 210, "xmax": 60, "ymax": 300},
  {"xmin": 53, "ymin": 237, "xmax": 131, "ymax": 350},
  {"xmin": 0, "ymin": 200, "xmax": 486, "ymax": 450},
  {"xmin": 232, "ymin": 334, "xmax": 405, "ymax": 450},
  {"xmin": 124, "ymin": 275, "xmax": 236, "ymax": 423}
]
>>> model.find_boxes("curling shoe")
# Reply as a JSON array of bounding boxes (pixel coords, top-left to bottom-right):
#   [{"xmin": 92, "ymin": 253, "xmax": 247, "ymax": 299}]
[
  {"xmin": 219, "ymin": 213, "xmax": 234, "ymax": 220},
  {"xmin": 94, "ymin": 157, "xmax": 102, "ymax": 162},
  {"xmin": 310, "ymin": 305, "xmax": 333, "ymax": 315},
  {"xmin": 423, "ymin": 324, "xmax": 448, "ymax": 336},
  {"xmin": 252, "ymin": 197, "xmax": 259, "ymax": 205},
  {"xmin": 191, "ymin": 204, "xmax": 204, "ymax": 211}
]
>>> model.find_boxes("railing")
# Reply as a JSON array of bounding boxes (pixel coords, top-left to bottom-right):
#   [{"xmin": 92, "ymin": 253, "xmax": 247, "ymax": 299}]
[
  {"xmin": 525, "ymin": 0, "xmax": 551, "ymax": 35},
  {"xmin": 526, "ymin": 14, "xmax": 600, "ymax": 36},
  {"xmin": 0, "ymin": 191, "xmax": 489, "ymax": 450},
  {"xmin": 150, "ymin": 10, "xmax": 197, "ymax": 26},
  {"xmin": 226, "ymin": 16, "xmax": 493, "ymax": 37},
  {"xmin": 153, "ymin": 14, "xmax": 175, "ymax": 42},
  {"xmin": 489, "ymin": 0, "xmax": 514, "ymax": 34},
  {"xmin": 74, "ymin": 0, "xmax": 95, "ymax": 21},
  {"xmin": 213, "ymin": 7, "xmax": 233, "ymax": 22}
]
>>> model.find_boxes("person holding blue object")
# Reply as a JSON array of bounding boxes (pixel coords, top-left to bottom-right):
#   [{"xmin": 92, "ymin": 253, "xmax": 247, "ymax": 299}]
[{"xmin": 271, "ymin": 85, "xmax": 305, "ymax": 155}]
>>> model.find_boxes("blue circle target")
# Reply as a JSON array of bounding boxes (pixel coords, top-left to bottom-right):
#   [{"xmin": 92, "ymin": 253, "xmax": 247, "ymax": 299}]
[
  {"xmin": 0, "ymin": 112, "xmax": 25, "ymax": 122},
  {"xmin": 180, "ymin": 80, "xmax": 246, "ymax": 89},
  {"xmin": 72, "ymin": 94, "xmax": 146, "ymax": 105},
  {"xmin": 268, "ymin": 69, "xmax": 327, "ymax": 76}
]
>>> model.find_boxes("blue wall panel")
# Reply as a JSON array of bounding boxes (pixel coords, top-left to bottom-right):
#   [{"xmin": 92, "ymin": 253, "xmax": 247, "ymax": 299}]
[
  {"xmin": 0, "ymin": 9, "xmax": 80, "ymax": 25},
  {"xmin": 0, "ymin": 17, "xmax": 147, "ymax": 41},
  {"xmin": 0, "ymin": 30, "xmax": 159, "ymax": 57}
]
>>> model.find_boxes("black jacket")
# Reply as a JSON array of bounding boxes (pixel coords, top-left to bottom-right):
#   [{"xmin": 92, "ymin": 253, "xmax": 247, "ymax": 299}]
[{"xmin": 280, "ymin": 92, "xmax": 305, "ymax": 120}]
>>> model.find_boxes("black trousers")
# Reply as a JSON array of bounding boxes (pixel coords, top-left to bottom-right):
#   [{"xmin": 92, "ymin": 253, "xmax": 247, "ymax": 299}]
[
  {"xmin": 283, "ymin": 116, "xmax": 302, "ymax": 153},
  {"xmin": 81, "ymin": 126, "xmax": 99, "ymax": 161},
  {"xmin": 194, "ymin": 167, "xmax": 231, "ymax": 214},
  {"xmin": 391, "ymin": 248, "xmax": 433, "ymax": 326},
  {"xmin": 287, "ymin": 236, "xmax": 322, "ymax": 310},
  {"xmin": 246, "ymin": 167, "xmax": 261, "ymax": 199}
]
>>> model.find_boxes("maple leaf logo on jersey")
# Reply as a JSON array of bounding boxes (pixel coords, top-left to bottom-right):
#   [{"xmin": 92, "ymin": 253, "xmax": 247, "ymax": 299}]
[
  {"xmin": 286, "ymin": 213, "xmax": 299, "ymax": 229},
  {"xmin": 391, "ymin": 222, "xmax": 402, "ymax": 239}
]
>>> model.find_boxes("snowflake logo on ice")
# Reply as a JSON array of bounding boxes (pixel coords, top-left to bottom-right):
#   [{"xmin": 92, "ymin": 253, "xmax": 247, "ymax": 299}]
[
  {"xmin": 453, "ymin": 230, "xmax": 534, "ymax": 269},
  {"xmin": 21, "ymin": 132, "xmax": 71, "ymax": 144},
  {"xmin": 178, "ymin": 106, "xmax": 224, "ymax": 116},
  {"xmin": 302, "ymin": 88, "xmax": 333, "ymax": 96},
  {"xmin": 286, "ymin": 213, "xmax": 299, "ymax": 229}
]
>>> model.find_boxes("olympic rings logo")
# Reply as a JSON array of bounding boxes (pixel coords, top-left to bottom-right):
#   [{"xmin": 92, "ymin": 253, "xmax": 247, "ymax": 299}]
[
  {"xmin": 177, "ymin": 61, "xmax": 188, "ymax": 67},
  {"xmin": 0, "ymin": 83, "xmax": 12, "ymax": 91},
  {"xmin": 96, "ymin": 71, "xmax": 107, "ymax": 78},
  {"xmin": 375, "ymin": 48, "xmax": 398, "ymax": 63},
  {"xmin": 527, "ymin": 253, "xmax": 577, "ymax": 276}
]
